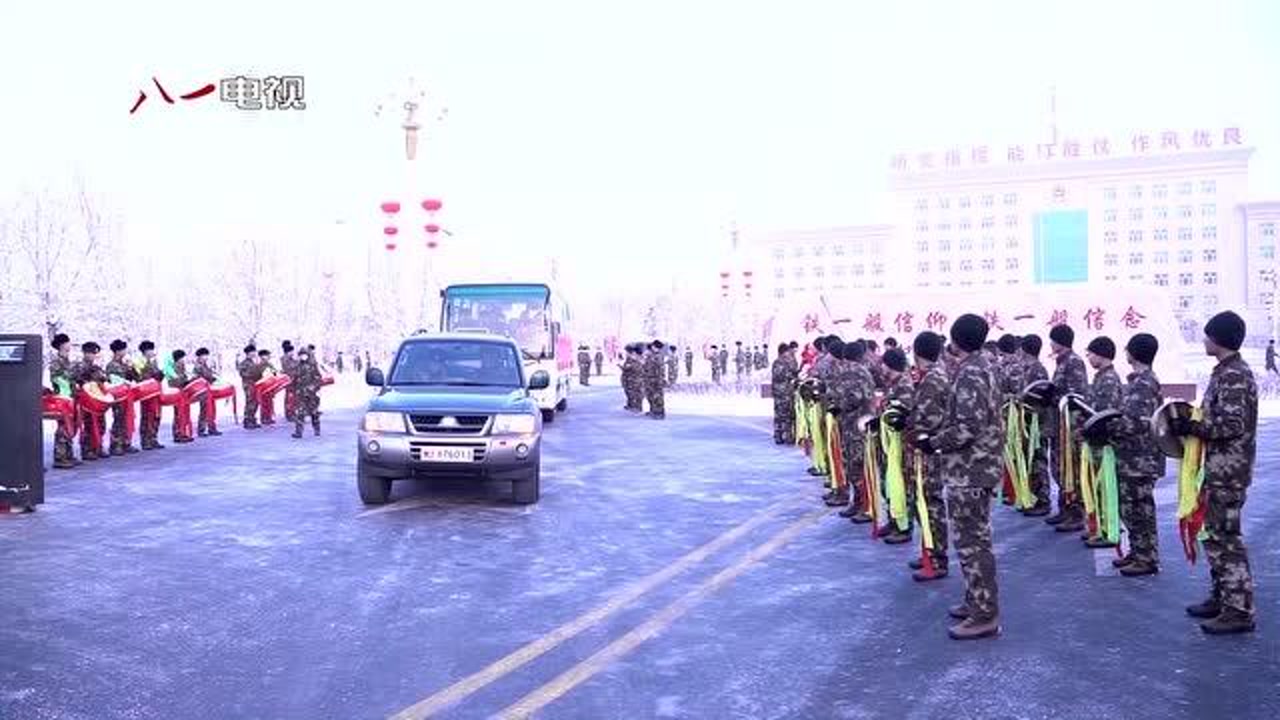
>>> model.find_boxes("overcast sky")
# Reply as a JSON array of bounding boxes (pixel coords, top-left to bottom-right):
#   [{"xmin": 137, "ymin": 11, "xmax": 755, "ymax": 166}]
[{"xmin": 3, "ymin": 0, "xmax": 1278, "ymax": 299}]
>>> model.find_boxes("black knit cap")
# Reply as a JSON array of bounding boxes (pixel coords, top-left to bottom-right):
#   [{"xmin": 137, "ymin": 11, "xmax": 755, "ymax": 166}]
[
  {"xmin": 258, "ymin": 349, "xmax": 271, "ymax": 357},
  {"xmin": 1204, "ymin": 311, "xmax": 1246, "ymax": 351},
  {"xmin": 52, "ymin": 333, "xmax": 70, "ymax": 349},
  {"xmin": 1125, "ymin": 333, "xmax": 1158, "ymax": 365},
  {"xmin": 81, "ymin": 341, "xmax": 100, "ymax": 354},
  {"xmin": 949, "ymin": 314, "xmax": 990, "ymax": 353},
  {"xmin": 651, "ymin": 340, "xmax": 665, "ymax": 350},
  {"xmin": 777, "ymin": 343, "xmax": 789, "ymax": 354},
  {"xmin": 195, "ymin": 347, "xmax": 210, "ymax": 356},
  {"xmin": 913, "ymin": 331, "xmax": 944, "ymax": 363},
  {"xmin": 997, "ymin": 334, "xmax": 1019, "ymax": 354},
  {"xmin": 140, "ymin": 340, "xmax": 156, "ymax": 353},
  {"xmin": 789, "ymin": 341, "xmax": 799, "ymax": 350},
  {"xmin": 243, "ymin": 344, "xmax": 256, "ymax": 354},
  {"xmin": 827, "ymin": 338, "xmax": 846, "ymax": 358},
  {"xmin": 1020, "ymin": 334, "xmax": 1043, "ymax": 356},
  {"xmin": 845, "ymin": 339, "xmax": 867, "ymax": 362},
  {"xmin": 109, "ymin": 339, "xmax": 128, "ymax": 353},
  {"xmin": 1086, "ymin": 336, "xmax": 1116, "ymax": 360},
  {"xmin": 884, "ymin": 337, "xmax": 898, "ymax": 349},
  {"xmin": 1049, "ymin": 324, "xmax": 1075, "ymax": 348},
  {"xmin": 883, "ymin": 348, "xmax": 908, "ymax": 372},
  {"xmin": 173, "ymin": 349, "xmax": 186, "ymax": 361},
  {"xmin": 282, "ymin": 341, "xmax": 294, "ymax": 353}
]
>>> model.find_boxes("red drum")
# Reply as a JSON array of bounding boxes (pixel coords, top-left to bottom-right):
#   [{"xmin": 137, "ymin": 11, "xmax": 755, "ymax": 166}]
[
  {"xmin": 42, "ymin": 392, "xmax": 75, "ymax": 421},
  {"xmin": 76, "ymin": 383, "xmax": 115, "ymax": 414},
  {"xmin": 159, "ymin": 386, "xmax": 183, "ymax": 406},
  {"xmin": 105, "ymin": 383, "xmax": 133, "ymax": 402},
  {"xmin": 130, "ymin": 378, "xmax": 161, "ymax": 402},
  {"xmin": 182, "ymin": 378, "xmax": 210, "ymax": 402},
  {"xmin": 210, "ymin": 383, "xmax": 236, "ymax": 401}
]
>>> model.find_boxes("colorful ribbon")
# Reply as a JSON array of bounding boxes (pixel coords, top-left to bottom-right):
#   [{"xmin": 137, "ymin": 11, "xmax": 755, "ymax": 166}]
[
  {"xmin": 1176, "ymin": 408, "xmax": 1207, "ymax": 564},
  {"xmin": 880, "ymin": 423, "xmax": 909, "ymax": 531}
]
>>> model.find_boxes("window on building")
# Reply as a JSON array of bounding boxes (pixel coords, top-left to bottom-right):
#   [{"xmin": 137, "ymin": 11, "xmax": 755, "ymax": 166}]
[
  {"xmin": 984, "ymin": 277, "xmax": 996, "ymax": 286},
  {"xmin": 937, "ymin": 221, "xmax": 951, "ymax": 232},
  {"xmin": 981, "ymin": 216, "xmax": 995, "ymax": 229},
  {"xmin": 1154, "ymin": 273, "xmax": 1169, "ymax": 287},
  {"xmin": 1006, "ymin": 236, "xmax": 1019, "ymax": 250},
  {"xmin": 1179, "ymin": 205, "xmax": 1193, "ymax": 219},
  {"xmin": 1003, "ymin": 193, "xmax": 1017, "ymax": 206},
  {"xmin": 960, "ymin": 259, "xmax": 974, "ymax": 272},
  {"xmin": 1104, "ymin": 209, "xmax": 1118, "ymax": 223},
  {"xmin": 1153, "ymin": 184, "xmax": 1168, "ymax": 199},
  {"xmin": 982, "ymin": 195, "xmax": 994, "ymax": 208},
  {"xmin": 1129, "ymin": 252, "xmax": 1144, "ymax": 266},
  {"xmin": 1128, "ymin": 273, "xmax": 1145, "ymax": 282},
  {"xmin": 1201, "ymin": 204, "xmax": 1216, "ymax": 218},
  {"xmin": 793, "ymin": 267, "xmax": 805, "ymax": 278},
  {"xmin": 772, "ymin": 247, "xmax": 784, "ymax": 260},
  {"xmin": 1202, "ymin": 226, "xmax": 1217, "ymax": 241},
  {"xmin": 1179, "ymin": 272, "xmax": 1193, "ymax": 286},
  {"xmin": 773, "ymin": 268, "xmax": 784, "ymax": 280},
  {"xmin": 1262, "ymin": 223, "xmax": 1277, "ymax": 238},
  {"xmin": 917, "ymin": 261, "xmax": 929, "ymax": 274},
  {"xmin": 852, "ymin": 241, "xmax": 866, "ymax": 255},
  {"xmin": 960, "ymin": 279, "xmax": 974, "ymax": 287},
  {"xmin": 916, "ymin": 221, "xmax": 928, "ymax": 232},
  {"xmin": 939, "ymin": 260, "xmax": 952, "ymax": 273},
  {"xmin": 915, "ymin": 239, "xmax": 929, "ymax": 253},
  {"xmin": 1201, "ymin": 180, "xmax": 1217, "ymax": 194},
  {"xmin": 981, "ymin": 258, "xmax": 996, "ymax": 271},
  {"xmin": 960, "ymin": 238, "xmax": 974, "ymax": 252},
  {"xmin": 1105, "ymin": 253, "xmax": 1119, "ymax": 267},
  {"xmin": 1203, "ymin": 294, "xmax": 1218, "ymax": 309},
  {"xmin": 872, "ymin": 263, "xmax": 885, "ymax": 275},
  {"xmin": 813, "ymin": 266, "xmax": 825, "ymax": 278},
  {"xmin": 1180, "ymin": 249, "xmax": 1194, "ymax": 264},
  {"xmin": 938, "ymin": 239, "xmax": 952, "ymax": 252},
  {"xmin": 1179, "ymin": 295, "xmax": 1193, "ymax": 309},
  {"xmin": 1005, "ymin": 257, "xmax": 1020, "ymax": 271},
  {"xmin": 794, "ymin": 246, "xmax": 806, "ymax": 258},
  {"xmin": 956, "ymin": 217, "xmax": 970, "ymax": 230},
  {"xmin": 1104, "ymin": 230, "xmax": 1118, "ymax": 245},
  {"xmin": 1129, "ymin": 207, "xmax": 1144, "ymax": 222},
  {"xmin": 813, "ymin": 245, "xmax": 825, "ymax": 257},
  {"xmin": 1262, "ymin": 245, "xmax": 1276, "ymax": 259},
  {"xmin": 1103, "ymin": 187, "xmax": 1117, "ymax": 201},
  {"xmin": 915, "ymin": 198, "xmax": 928, "ymax": 211},
  {"xmin": 1203, "ymin": 248, "xmax": 1217, "ymax": 263},
  {"xmin": 1204, "ymin": 272, "xmax": 1218, "ymax": 285},
  {"xmin": 938, "ymin": 197, "xmax": 950, "ymax": 210},
  {"xmin": 1179, "ymin": 227, "xmax": 1193, "ymax": 242},
  {"xmin": 833, "ymin": 244, "xmax": 846, "ymax": 256},
  {"xmin": 853, "ymin": 264, "xmax": 865, "ymax": 276},
  {"xmin": 982, "ymin": 236, "xmax": 995, "ymax": 252},
  {"xmin": 1155, "ymin": 250, "xmax": 1169, "ymax": 265},
  {"xmin": 1129, "ymin": 229, "xmax": 1143, "ymax": 244},
  {"xmin": 1154, "ymin": 228, "xmax": 1169, "ymax": 242},
  {"xmin": 1005, "ymin": 215, "xmax": 1018, "ymax": 228},
  {"xmin": 1105, "ymin": 274, "xmax": 1119, "ymax": 282},
  {"xmin": 1178, "ymin": 181, "xmax": 1193, "ymax": 195},
  {"xmin": 939, "ymin": 279, "xmax": 953, "ymax": 287},
  {"xmin": 1262, "ymin": 292, "xmax": 1275, "ymax": 308},
  {"xmin": 1130, "ymin": 185, "xmax": 1143, "ymax": 200},
  {"xmin": 1155, "ymin": 206, "xmax": 1169, "ymax": 220},
  {"xmin": 959, "ymin": 196, "xmax": 971, "ymax": 209}
]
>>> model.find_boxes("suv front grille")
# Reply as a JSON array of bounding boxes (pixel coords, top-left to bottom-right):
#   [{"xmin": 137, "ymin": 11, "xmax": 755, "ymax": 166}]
[{"xmin": 408, "ymin": 414, "xmax": 490, "ymax": 435}]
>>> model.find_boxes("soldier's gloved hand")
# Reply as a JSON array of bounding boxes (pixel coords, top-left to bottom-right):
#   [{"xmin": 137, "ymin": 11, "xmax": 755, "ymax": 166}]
[
  {"xmin": 884, "ymin": 410, "xmax": 908, "ymax": 431},
  {"xmin": 913, "ymin": 433, "xmax": 937, "ymax": 455},
  {"xmin": 1169, "ymin": 416, "xmax": 1202, "ymax": 438},
  {"xmin": 865, "ymin": 416, "xmax": 881, "ymax": 434},
  {"xmin": 1081, "ymin": 420, "xmax": 1110, "ymax": 445}
]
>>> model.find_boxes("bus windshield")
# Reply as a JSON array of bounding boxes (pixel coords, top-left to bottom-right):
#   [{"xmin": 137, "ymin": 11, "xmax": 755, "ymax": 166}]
[{"xmin": 442, "ymin": 285, "xmax": 552, "ymax": 358}]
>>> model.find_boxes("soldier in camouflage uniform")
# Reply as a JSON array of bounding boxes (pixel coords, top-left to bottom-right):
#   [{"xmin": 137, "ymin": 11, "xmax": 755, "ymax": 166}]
[
  {"xmin": 137, "ymin": 341, "xmax": 166, "ymax": 450},
  {"xmin": 594, "ymin": 348, "xmax": 604, "ymax": 377},
  {"xmin": 238, "ymin": 345, "xmax": 262, "ymax": 429},
  {"xmin": 105, "ymin": 339, "xmax": 141, "ymax": 456},
  {"xmin": 996, "ymin": 335, "xmax": 1022, "ymax": 401},
  {"xmin": 1047, "ymin": 324, "xmax": 1090, "ymax": 532},
  {"xmin": 73, "ymin": 342, "xmax": 110, "ymax": 460},
  {"xmin": 167, "ymin": 349, "xmax": 195, "ymax": 444},
  {"xmin": 192, "ymin": 347, "xmax": 224, "ymax": 437},
  {"xmin": 291, "ymin": 345, "xmax": 323, "ymax": 438},
  {"xmin": 1171, "ymin": 311, "xmax": 1257, "ymax": 634},
  {"xmin": 771, "ymin": 342, "xmax": 799, "ymax": 444},
  {"xmin": 900, "ymin": 331, "xmax": 950, "ymax": 580},
  {"xmin": 708, "ymin": 345, "xmax": 722, "ymax": 384},
  {"xmin": 877, "ymin": 347, "xmax": 915, "ymax": 544},
  {"xmin": 257, "ymin": 349, "xmax": 279, "ymax": 425},
  {"xmin": 48, "ymin": 334, "xmax": 79, "ymax": 468},
  {"xmin": 1019, "ymin": 335, "xmax": 1053, "ymax": 516},
  {"xmin": 667, "ymin": 346, "xmax": 679, "ymax": 387},
  {"xmin": 281, "ymin": 341, "xmax": 298, "ymax": 422},
  {"xmin": 915, "ymin": 314, "xmax": 1002, "ymax": 640},
  {"xmin": 621, "ymin": 344, "xmax": 643, "ymax": 411},
  {"xmin": 643, "ymin": 340, "xmax": 666, "ymax": 419},
  {"xmin": 683, "ymin": 347, "xmax": 694, "ymax": 378},
  {"xmin": 734, "ymin": 341, "xmax": 746, "ymax": 380},
  {"xmin": 577, "ymin": 345, "xmax": 592, "ymax": 386},
  {"xmin": 718, "ymin": 345, "xmax": 730, "ymax": 382},
  {"xmin": 1079, "ymin": 336, "xmax": 1125, "ymax": 546},
  {"xmin": 1083, "ymin": 333, "xmax": 1163, "ymax": 575},
  {"xmin": 834, "ymin": 340, "xmax": 877, "ymax": 524}
]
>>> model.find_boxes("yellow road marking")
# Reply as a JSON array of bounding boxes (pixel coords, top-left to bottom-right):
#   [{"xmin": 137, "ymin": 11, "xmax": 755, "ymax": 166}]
[
  {"xmin": 387, "ymin": 497, "xmax": 803, "ymax": 719},
  {"xmin": 497, "ymin": 508, "xmax": 831, "ymax": 719}
]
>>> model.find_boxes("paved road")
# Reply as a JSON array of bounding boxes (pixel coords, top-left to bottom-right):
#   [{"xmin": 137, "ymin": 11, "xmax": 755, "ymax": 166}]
[{"xmin": 2, "ymin": 386, "xmax": 1277, "ymax": 719}]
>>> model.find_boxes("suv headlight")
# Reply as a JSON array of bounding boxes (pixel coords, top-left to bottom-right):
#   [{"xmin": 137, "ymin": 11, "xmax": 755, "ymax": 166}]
[
  {"xmin": 491, "ymin": 413, "xmax": 538, "ymax": 435},
  {"xmin": 363, "ymin": 411, "xmax": 407, "ymax": 433}
]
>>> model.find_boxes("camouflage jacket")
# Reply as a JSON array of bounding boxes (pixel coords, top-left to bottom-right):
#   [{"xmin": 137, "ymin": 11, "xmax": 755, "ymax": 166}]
[
  {"xmin": 771, "ymin": 356, "xmax": 798, "ymax": 400},
  {"xmin": 642, "ymin": 353, "xmax": 665, "ymax": 386},
  {"xmin": 734, "ymin": 349, "xmax": 746, "ymax": 369},
  {"xmin": 999, "ymin": 355, "xmax": 1024, "ymax": 401},
  {"xmin": 718, "ymin": 350, "xmax": 729, "ymax": 371},
  {"xmin": 237, "ymin": 357, "xmax": 262, "ymax": 385},
  {"xmin": 73, "ymin": 359, "xmax": 108, "ymax": 387},
  {"xmin": 281, "ymin": 353, "xmax": 298, "ymax": 378},
  {"xmin": 1052, "ymin": 350, "xmax": 1089, "ymax": 399},
  {"xmin": 1110, "ymin": 368, "xmax": 1165, "ymax": 478},
  {"xmin": 667, "ymin": 354, "xmax": 679, "ymax": 372},
  {"xmin": 1021, "ymin": 356, "xmax": 1052, "ymax": 434},
  {"xmin": 621, "ymin": 355, "xmax": 641, "ymax": 383},
  {"xmin": 831, "ymin": 361, "xmax": 876, "ymax": 419},
  {"xmin": 932, "ymin": 352, "xmax": 1003, "ymax": 489},
  {"xmin": 1089, "ymin": 365, "xmax": 1124, "ymax": 413},
  {"xmin": 192, "ymin": 360, "xmax": 218, "ymax": 384},
  {"xmin": 907, "ymin": 364, "xmax": 948, "ymax": 436},
  {"xmin": 48, "ymin": 354, "xmax": 76, "ymax": 395},
  {"xmin": 105, "ymin": 357, "xmax": 140, "ymax": 384},
  {"xmin": 1199, "ymin": 353, "xmax": 1258, "ymax": 490},
  {"xmin": 167, "ymin": 362, "xmax": 190, "ymax": 389},
  {"xmin": 292, "ymin": 356, "xmax": 322, "ymax": 395},
  {"xmin": 885, "ymin": 373, "xmax": 914, "ymax": 409},
  {"xmin": 577, "ymin": 351, "xmax": 591, "ymax": 369},
  {"xmin": 138, "ymin": 357, "xmax": 165, "ymax": 383}
]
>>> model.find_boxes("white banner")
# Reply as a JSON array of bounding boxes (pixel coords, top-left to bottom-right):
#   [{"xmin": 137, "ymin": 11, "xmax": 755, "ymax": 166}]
[{"xmin": 766, "ymin": 285, "xmax": 1190, "ymax": 382}]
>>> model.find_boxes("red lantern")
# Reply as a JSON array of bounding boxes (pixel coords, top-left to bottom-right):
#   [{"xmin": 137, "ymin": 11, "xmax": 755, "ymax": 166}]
[
  {"xmin": 383, "ymin": 226, "xmax": 399, "ymax": 236},
  {"xmin": 380, "ymin": 201, "xmax": 401, "ymax": 215},
  {"xmin": 422, "ymin": 198, "xmax": 443, "ymax": 213},
  {"xmin": 424, "ymin": 223, "xmax": 441, "ymax": 234}
]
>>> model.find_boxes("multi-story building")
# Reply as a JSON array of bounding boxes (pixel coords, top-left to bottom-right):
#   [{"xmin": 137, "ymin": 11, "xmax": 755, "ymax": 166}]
[
  {"xmin": 734, "ymin": 224, "xmax": 896, "ymax": 301},
  {"xmin": 1240, "ymin": 200, "xmax": 1280, "ymax": 338}
]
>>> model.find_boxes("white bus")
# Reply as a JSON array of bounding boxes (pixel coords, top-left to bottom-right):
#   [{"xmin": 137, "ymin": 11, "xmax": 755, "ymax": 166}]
[{"xmin": 439, "ymin": 283, "xmax": 573, "ymax": 421}]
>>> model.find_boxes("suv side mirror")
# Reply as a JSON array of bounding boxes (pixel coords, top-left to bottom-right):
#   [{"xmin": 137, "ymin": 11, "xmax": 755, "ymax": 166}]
[
  {"xmin": 528, "ymin": 370, "xmax": 550, "ymax": 390},
  {"xmin": 365, "ymin": 367, "xmax": 385, "ymax": 387}
]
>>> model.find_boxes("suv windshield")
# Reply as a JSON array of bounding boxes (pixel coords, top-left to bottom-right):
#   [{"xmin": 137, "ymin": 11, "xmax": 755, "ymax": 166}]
[{"xmin": 389, "ymin": 341, "xmax": 523, "ymax": 387}]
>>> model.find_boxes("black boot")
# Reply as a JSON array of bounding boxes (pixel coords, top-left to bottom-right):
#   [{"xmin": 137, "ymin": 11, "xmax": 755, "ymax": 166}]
[{"xmin": 1200, "ymin": 608, "xmax": 1256, "ymax": 635}]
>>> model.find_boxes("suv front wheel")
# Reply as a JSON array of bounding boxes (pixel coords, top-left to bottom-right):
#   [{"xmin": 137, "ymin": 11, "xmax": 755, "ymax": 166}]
[
  {"xmin": 513, "ymin": 467, "xmax": 540, "ymax": 504},
  {"xmin": 357, "ymin": 458, "xmax": 393, "ymax": 505}
]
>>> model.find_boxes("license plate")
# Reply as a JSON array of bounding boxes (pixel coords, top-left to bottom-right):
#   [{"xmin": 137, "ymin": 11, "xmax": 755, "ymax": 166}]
[{"xmin": 419, "ymin": 446, "xmax": 474, "ymax": 463}]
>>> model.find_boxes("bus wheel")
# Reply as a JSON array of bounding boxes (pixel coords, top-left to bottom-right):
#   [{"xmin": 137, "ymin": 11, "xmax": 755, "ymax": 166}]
[
  {"xmin": 541, "ymin": 408, "xmax": 555, "ymax": 423},
  {"xmin": 556, "ymin": 397, "xmax": 568, "ymax": 412}
]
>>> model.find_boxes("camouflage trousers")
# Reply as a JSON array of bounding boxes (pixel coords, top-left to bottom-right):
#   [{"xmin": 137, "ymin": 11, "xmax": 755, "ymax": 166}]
[
  {"xmin": 921, "ymin": 458, "xmax": 949, "ymax": 567},
  {"xmin": 1203, "ymin": 487, "xmax": 1254, "ymax": 616},
  {"xmin": 839, "ymin": 422, "xmax": 865, "ymax": 508},
  {"xmin": 140, "ymin": 399, "xmax": 161, "ymax": 448},
  {"xmin": 1029, "ymin": 438, "xmax": 1050, "ymax": 506},
  {"xmin": 946, "ymin": 486, "xmax": 999, "ymax": 621},
  {"xmin": 53, "ymin": 423, "xmax": 75, "ymax": 463},
  {"xmin": 242, "ymin": 385, "xmax": 259, "ymax": 427},
  {"xmin": 1049, "ymin": 438, "xmax": 1083, "ymax": 515},
  {"xmin": 646, "ymin": 385, "xmax": 665, "ymax": 417},
  {"xmin": 772, "ymin": 394, "xmax": 795, "ymax": 443},
  {"xmin": 197, "ymin": 398, "xmax": 217, "ymax": 435},
  {"xmin": 579, "ymin": 367, "xmax": 590, "ymax": 385},
  {"xmin": 79, "ymin": 409, "xmax": 106, "ymax": 458},
  {"xmin": 294, "ymin": 391, "xmax": 321, "ymax": 434},
  {"xmin": 110, "ymin": 403, "xmax": 131, "ymax": 454},
  {"xmin": 1119, "ymin": 475, "xmax": 1159, "ymax": 564}
]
